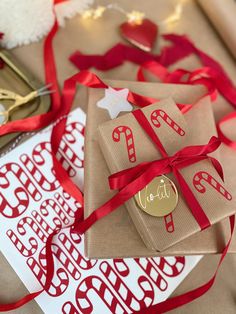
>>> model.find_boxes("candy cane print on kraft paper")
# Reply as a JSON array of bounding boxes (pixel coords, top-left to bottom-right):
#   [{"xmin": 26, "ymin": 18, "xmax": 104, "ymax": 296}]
[
  {"xmin": 150, "ymin": 109, "xmax": 185, "ymax": 136},
  {"xmin": 150, "ymin": 108, "xmax": 185, "ymax": 232},
  {"xmin": 112, "ymin": 126, "xmax": 137, "ymax": 163},
  {"xmin": 193, "ymin": 171, "xmax": 232, "ymax": 200}
]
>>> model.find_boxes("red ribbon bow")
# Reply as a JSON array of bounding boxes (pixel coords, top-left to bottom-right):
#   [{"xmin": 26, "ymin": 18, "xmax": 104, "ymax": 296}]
[{"xmin": 109, "ymin": 109, "xmax": 223, "ymax": 230}]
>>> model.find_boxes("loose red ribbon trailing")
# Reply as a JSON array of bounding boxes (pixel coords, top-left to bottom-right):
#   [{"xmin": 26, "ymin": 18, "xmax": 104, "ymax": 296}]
[
  {"xmin": 136, "ymin": 61, "xmax": 218, "ymax": 102},
  {"xmin": 0, "ymin": 4, "xmax": 236, "ymax": 313},
  {"xmin": 70, "ymin": 33, "xmax": 236, "ymax": 147},
  {"xmin": 217, "ymin": 111, "xmax": 236, "ymax": 150}
]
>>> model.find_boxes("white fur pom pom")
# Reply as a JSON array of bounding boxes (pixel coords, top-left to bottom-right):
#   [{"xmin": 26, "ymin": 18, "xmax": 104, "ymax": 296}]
[{"xmin": 0, "ymin": 0, "xmax": 94, "ymax": 49}]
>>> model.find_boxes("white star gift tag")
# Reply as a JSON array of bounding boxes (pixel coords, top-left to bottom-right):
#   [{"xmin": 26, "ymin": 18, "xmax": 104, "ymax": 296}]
[{"xmin": 97, "ymin": 87, "xmax": 133, "ymax": 119}]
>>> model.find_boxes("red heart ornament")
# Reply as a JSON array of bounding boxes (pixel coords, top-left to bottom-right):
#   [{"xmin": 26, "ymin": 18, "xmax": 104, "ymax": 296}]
[{"xmin": 120, "ymin": 18, "xmax": 158, "ymax": 52}]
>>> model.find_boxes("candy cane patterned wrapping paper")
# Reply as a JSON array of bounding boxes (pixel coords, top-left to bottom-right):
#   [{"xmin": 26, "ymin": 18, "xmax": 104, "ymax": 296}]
[{"xmin": 0, "ymin": 107, "xmax": 202, "ymax": 314}]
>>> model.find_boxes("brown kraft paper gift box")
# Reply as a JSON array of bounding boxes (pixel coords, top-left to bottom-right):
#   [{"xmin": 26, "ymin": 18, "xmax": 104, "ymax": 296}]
[
  {"xmin": 97, "ymin": 97, "xmax": 235, "ymax": 252},
  {"xmin": 84, "ymin": 80, "xmax": 236, "ymax": 259}
]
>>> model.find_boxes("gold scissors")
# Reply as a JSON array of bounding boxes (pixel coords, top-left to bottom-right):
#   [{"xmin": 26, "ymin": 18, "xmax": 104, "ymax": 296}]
[{"xmin": 0, "ymin": 84, "xmax": 53, "ymax": 125}]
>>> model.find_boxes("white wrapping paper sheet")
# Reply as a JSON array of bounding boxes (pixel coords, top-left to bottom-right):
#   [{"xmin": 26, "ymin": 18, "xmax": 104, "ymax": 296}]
[{"xmin": 0, "ymin": 108, "xmax": 202, "ymax": 314}]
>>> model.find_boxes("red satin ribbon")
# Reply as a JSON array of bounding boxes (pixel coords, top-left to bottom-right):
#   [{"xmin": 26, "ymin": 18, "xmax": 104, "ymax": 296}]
[
  {"xmin": 70, "ymin": 43, "xmax": 158, "ymax": 71},
  {"xmin": 217, "ymin": 111, "xmax": 236, "ymax": 150},
  {"xmin": 137, "ymin": 61, "xmax": 218, "ymax": 102},
  {"xmin": 69, "ymin": 34, "xmax": 193, "ymax": 71}
]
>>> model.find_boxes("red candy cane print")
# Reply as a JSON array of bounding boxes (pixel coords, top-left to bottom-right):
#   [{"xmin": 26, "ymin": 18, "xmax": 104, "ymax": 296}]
[
  {"xmin": 150, "ymin": 109, "xmax": 185, "ymax": 136},
  {"xmin": 6, "ymin": 229, "xmax": 38, "ymax": 257},
  {"xmin": 0, "ymin": 163, "xmax": 41, "ymax": 218},
  {"xmin": 69, "ymin": 228, "xmax": 82, "ymax": 244},
  {"xmin": 41, "ymin": 199, "xmax": 70, "ymax": 225},
  {"xmin": 63, "ymin": 121, "xmax": 85, "ymax": 168},
  {"xmin": 151, "ymin": 110, "xmax": 184, "ymax": 232},
  {"xmin": 58, "ymin": 233, "xmax": 96, "ymax": 270},
  {"xmin": 134, "ymin": 258, "xmax": 168, "ymax": 291},
  {"xmin": 62, "ymin": 190, "xmax": 82, "ymax": 208},
  {"xmin": 31, "ymin": 210, "xmax": 55, "ymax": 235},
  {"xmin": 113, "ymin": 259, "xmax": 155, "ymax": 302},
  {"xmin": 64, "ymin": 122, "xmax": 85, "ymax": 144},
  {"xmin": 56, "ymin": 146, "xmax": 76, "ymax": 177},
  {"xmin": 40, "ymin": 201, "xmax": 63, "ymax": 230},
  {"xmin": 164, "ymin": 213, "xmax": 175, "ymax": 233},
  {"xmin": 151, "ymin": 256, "xmax": 185, "ymax": 277},
  {"xmin": 7, "ymin": 215, "xmax": 47, "ymax": 257},
  {"xmin": 20, "ymin": 149, "xmax": 59, "ymax": 192},
  {"xmin": 55, "ymin": 192, "xmax": 78, "ymax": 218},
  {"xmin": 62, "ymin": 302, "xmax": 79, "ymax": 314},
  {"xmin": 112, "ymin": 126, "xmax": 136, "ymax": 163},
  {"xmin": 17, "ymin": 216, "xmax": 48, "ymax": 243},
  {"xmin": 33, "ymin": 142, "xmax": 73, "ymax": 174},
  {"xmin": 31, "ymin": 208, "xmax": 62, "ymax": 240},
  {"xmin": 100, "ymin": 261, "xmax": 154, "ymax": 312},
  {"xmin": 39, "ymin": 245, "xmax": 81, "ymax": 280},
  {"xmin": 63, "ymin": 191, "xmax": 71, "ymax": 199},
  {"xmin": 0, "ymin": 188, "xmax": 28, "ymax": 218},
  {"xmin": 76, "ymin": 276, "xmax": 126, "ymax": 314},
  {"xmin": 193, "ymin": 171, "xmax": 232, "ymax": 200},
  {"xmin": 27, "ymin": 257, "xmax": 69, "ymax": 296},
  {"xmin": 113, "ymin": 259, "xmax": 130, "ymax": 276},
  {"xmin": 58, "ymin": 139, "xmax": 83, "ymax": 170}
]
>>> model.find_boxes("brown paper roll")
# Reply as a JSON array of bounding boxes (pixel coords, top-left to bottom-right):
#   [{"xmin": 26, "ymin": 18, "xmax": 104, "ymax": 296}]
[{"xmin": 197, "ymin": 0, "xmax": 236, "ymax": 59}]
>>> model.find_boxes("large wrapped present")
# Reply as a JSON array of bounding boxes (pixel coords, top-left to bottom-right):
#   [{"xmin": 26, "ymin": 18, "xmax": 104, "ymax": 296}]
[{"xmin": 84, "ymin": 80, "xmax": 236, "ymax": 258}]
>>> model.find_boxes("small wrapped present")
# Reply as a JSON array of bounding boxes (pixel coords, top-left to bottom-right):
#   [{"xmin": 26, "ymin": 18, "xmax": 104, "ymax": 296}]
[{"xmin": 97, "ymin": 97, "xmax": 235, "ymax": 251}]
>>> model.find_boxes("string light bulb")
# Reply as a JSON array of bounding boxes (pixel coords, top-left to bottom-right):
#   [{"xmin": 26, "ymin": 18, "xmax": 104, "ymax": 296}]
[
  {"xmin": 162, "ymin": 3, "xmax": 183, "ymax": 25},
  {"xmin": 93, "ymin": 6, "xmax": 106, "ymax": 19},
  {"xmin": 80, "ymin": 2, "xmax": 185, "ymax": 27},
  {"xmin": 126, "ymin": 10, "xmax": 145, "ymax": 25},
  {"xmin": 81, "ymin": 9, "xmax": 94, "ymax": 19}
]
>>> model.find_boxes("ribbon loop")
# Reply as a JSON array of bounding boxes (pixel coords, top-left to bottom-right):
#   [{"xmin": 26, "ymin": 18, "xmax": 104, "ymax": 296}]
[{"xmin": 109, "ymin": 136, "xmax": 221, "ymax": 192}]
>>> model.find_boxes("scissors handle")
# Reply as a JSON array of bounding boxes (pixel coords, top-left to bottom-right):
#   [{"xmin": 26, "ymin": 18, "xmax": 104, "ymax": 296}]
[
  {"xmin": 0, "ymin": 89, "xmax": 20, "ymax": 101},
  {"xmin": 0, "ymin": 85, "xmax": 53, "ymax": 124},
  {"xmin": 0, "ymin": 110, "xmax": 9, "ymax": 125},
  {"xmin": 9, "ymin": 90, "xmax": 38, "ymax": 113},
  {"xmin": 0, "ymin": 90, "xmax": 38, "ymax": 124}
]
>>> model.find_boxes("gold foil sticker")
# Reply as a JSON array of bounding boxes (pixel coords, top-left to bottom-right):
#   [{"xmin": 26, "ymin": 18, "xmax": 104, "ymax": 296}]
[{"xmin": 134, "ymin": 175, "xmax": 178, "ymax": 217}]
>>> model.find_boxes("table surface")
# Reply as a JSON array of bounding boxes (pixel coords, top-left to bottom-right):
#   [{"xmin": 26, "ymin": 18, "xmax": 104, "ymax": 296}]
[{"xmin": 1, "ymin": 0, "xmax": 236, "ymax": 313}]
